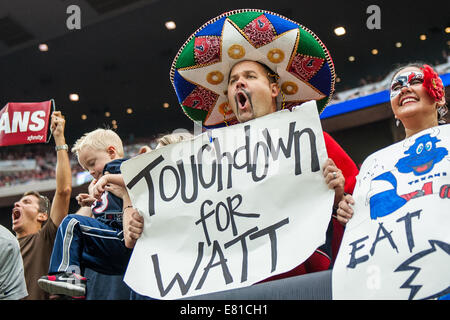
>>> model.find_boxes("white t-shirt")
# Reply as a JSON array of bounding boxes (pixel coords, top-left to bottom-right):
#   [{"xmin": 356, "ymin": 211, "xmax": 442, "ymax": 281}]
[{"xmin": 0, "ymin": 225, "xmax": 28, "ymax": 300}]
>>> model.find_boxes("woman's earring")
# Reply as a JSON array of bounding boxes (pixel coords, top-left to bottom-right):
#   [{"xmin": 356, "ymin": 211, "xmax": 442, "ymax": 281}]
[{"xmin": 396, "ymin": 119, "xmax": 400, "ymax": 127}]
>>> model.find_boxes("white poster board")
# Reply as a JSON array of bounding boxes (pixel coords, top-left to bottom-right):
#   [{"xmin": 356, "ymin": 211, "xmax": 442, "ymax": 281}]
[
  {"xmin": 121, "ymin": 101, "xmax": 334, "ymax": 299},
  {"xmin": 333, "ymin": 124, "xmax": 450, "ymax": 300}
]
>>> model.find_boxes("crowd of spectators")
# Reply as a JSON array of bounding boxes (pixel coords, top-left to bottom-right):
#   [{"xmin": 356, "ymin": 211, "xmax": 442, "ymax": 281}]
[
  {"xmin": 0, "ymin": 138, "xmax": 156, "ymax": 188},
  {"xmin": 330, "ymin": 58, "xmax": 450, "ymax": 104}
]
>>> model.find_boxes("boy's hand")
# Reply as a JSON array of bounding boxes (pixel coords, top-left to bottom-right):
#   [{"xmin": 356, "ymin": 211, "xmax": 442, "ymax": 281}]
[
  {"xmin": 87, "ymin": 179, "xmax": 97, "ymax": 195},
  {"xmin": 76, "ymin": 193, "xmax": 96, "ymax": 207},
  {"xmin": 93, "ymin": 175, "xmax": 109, "ymax": 200},
  {"xmin": 104, "ymin": 183, "xmax": 128, "ymax": 199}
]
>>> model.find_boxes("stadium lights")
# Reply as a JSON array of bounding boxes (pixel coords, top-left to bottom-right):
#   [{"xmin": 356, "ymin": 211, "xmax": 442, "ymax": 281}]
[
  {"xmin": 419, "ymin": 34, "xmax": 427, "ymax": 40},
  {"xmin": 126, "ymin": 108, "xmax": 133, "ymax": 114},
  {"xmin": 395, "ymin": 42, "xmax": 402, "ymax": 48},
  {"xmin": 163, "ymin": 102, "xmax": 169, "ymax": 108},
  {"xmin": 81, "ymin": 114, "xmax": 87, "ymax": 120},
  {"xmin": 38, "ymin": 43, "xmax": 48, "ymax": 52},
  {"xmin": 165, "ymin": 21, "xmax": 176, "ymax": 30},
  {"xmin": 105, "ymin": 111, "xmax": 111, "ymax": 117},
  {"xmin": 348, "ymin": 56, "xmax": 355, "ymax": 62},
  {"xmin": 334, "ymin": 26, "xmax": 346, "ymax": 36},
  {"xmin": 69, "ymin": 93, "xmax": 79, "ymax": 101},
  {"xmin": 371, "ymin": 49, "xmax": 379, "ymax": 55},
  {"xmin": 445, "ymin": 27, "xmax": 450, "ymax": 34}
]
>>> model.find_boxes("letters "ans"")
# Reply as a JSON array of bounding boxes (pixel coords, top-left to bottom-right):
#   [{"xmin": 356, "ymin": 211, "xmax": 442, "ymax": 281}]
[{"xmin": 0, "ymin": 111, "xmax": 46, "ymax": 134}]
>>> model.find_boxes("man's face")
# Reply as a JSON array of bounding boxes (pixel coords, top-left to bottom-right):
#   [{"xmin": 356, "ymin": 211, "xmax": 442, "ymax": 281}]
[
  {"xmin": 12, "ymin": 194, "xmax": 45, "ymax": 235},
  {"xmin": 226, "ymin": 60, "xmax": 279, "ymax": 123}
]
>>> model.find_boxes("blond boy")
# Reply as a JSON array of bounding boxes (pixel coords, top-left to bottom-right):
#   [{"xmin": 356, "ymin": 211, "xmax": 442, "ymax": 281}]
[{"xmin": 38, "ymin": 129, "xmax": 138, "ymax": 297}]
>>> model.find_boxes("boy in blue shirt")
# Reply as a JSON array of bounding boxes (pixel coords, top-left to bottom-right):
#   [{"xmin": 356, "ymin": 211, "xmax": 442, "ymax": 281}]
[{"xmin": 38, "ymin": 129, "xmax": 138, "ymax": 297}]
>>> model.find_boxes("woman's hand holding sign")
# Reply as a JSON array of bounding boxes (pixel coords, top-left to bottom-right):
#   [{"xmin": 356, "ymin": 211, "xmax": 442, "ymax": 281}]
[
  {"xmin": 323, "ymin": 158, "xmax": 345, "ymax": 207},
  {"xmin": 336, "ymin": 194, "xmax": 355, "ymax": 225}
]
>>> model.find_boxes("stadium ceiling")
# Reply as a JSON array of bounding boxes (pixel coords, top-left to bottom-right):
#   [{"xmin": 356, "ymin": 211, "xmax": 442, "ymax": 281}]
[{"xmin": 0, "ymin": 0, "xmax": 448, "ymax": 144}]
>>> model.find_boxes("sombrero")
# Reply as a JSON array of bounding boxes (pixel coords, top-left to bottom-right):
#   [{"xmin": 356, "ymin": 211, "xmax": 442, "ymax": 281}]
[{"xmin": 170, "ymin": 9, "xmax": 335, "ymax": 128}]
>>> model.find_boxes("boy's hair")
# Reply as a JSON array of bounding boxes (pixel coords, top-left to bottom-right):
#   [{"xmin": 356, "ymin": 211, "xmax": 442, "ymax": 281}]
[{"xmin": 71, "ymin": 128, "xmax": 124, "ymax": 159}]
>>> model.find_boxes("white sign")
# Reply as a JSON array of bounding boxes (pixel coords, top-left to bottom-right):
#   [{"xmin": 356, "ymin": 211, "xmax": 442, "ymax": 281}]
[
  {"xmin": 121, "ymin": 101, "xmax": 334, "ymax": 299},
  {"xmin": 333, "ymin": 125, "xmax": 450, "ymax": 300}
]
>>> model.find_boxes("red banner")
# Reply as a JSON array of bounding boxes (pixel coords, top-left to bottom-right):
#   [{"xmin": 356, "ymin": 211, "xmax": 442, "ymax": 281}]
[{"xmin": 0, "ymin": 100, "xmax": 54, "ymax": 147}]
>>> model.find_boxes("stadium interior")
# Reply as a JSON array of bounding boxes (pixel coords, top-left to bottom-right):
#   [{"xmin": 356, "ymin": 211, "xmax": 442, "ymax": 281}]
[
  {"xmin": 0, "ymin": 0, "xmax": 448, "ymax": 300},
  {"xmin": 1, "ymin": 0, "xmax": 449, "ymax": 227}
]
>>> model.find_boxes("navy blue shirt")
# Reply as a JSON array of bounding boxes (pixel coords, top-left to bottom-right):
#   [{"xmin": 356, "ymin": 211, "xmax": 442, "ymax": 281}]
[{"xmin": 91, "ymin": 158, "xmax": 128, "ymax": 229}]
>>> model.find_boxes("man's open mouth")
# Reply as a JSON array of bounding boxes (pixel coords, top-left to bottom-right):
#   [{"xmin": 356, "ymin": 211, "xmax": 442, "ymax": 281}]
[
  {"xmin": 12, "ymin": 208, "xmax": 21, "ymax": 223},
  {"xmin": 235, "ymin": 90, "xmax": 250, "ymax": 110}
]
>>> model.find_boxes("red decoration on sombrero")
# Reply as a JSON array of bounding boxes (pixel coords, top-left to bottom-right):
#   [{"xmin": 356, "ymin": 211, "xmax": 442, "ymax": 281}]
[
  {"xmin": 194, "ymin": 37, "xmax": 221, "ymax": 65},
  {"xmin": 288, "ymin": 54, "xmax": 324, "ymax": 81},
  {"xmin": 243, "ymin": 15, "xmax": 275, "ymax": 47},
  {"xmin": 182, "ymin": 86, "xmax": 218, "ymax": 112},
  {"xmin": 420, "ymin": 64, "xmax": 444, "ymax": 101}
]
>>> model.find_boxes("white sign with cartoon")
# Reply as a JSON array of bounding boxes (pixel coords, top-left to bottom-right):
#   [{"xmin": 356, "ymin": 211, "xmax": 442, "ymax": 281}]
[{"xmin": 333, "ymin": 124, "xmax": 450, "ymax": 300}]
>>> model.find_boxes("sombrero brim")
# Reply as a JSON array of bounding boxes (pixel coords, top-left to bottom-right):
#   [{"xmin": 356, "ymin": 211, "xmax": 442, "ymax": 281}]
[{"xmin": 170, "ymin": 9, "xmax": 335, "ymax": 128}]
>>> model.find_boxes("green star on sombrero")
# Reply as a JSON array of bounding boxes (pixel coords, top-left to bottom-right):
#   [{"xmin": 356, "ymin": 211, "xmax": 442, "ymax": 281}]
[{"xmin": 170, "ymin": 9, "xmax": 335, "ymax": 128}]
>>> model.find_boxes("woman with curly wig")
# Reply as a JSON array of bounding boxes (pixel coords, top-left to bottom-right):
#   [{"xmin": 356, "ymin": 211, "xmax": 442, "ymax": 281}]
[{"xmin": 337, "ymin": 63, "xmax": 447, "ymax": 225}]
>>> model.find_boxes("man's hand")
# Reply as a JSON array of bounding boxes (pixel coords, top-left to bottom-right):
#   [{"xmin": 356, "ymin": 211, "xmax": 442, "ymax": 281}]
[
  {"xmin": 138, "ymin": 145, "xmax": 151, "ymax": 154},
  {"xmin": 51, "ymin": 111, "xmax": 66, "ymax": 141},
  {"xmin": 48, "ymin": 110, "xmax": 71, "ymax": 227},
  {"xmin": 323, "ymin": 158, "xmax": 345, "ymax": 206},
  {"xmin": 123, "ymin": 209, "xmax": 144, "ymax": 249}
]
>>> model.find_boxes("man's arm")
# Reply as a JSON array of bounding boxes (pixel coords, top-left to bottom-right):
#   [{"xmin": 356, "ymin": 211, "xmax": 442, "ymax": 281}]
[
  {"xmin": 49, "ymin": 111, "xmax": 72, "ymax": 227},
  {"xmin": 121, "ymin": 192, "xmax": 144, "ymax": 249}
]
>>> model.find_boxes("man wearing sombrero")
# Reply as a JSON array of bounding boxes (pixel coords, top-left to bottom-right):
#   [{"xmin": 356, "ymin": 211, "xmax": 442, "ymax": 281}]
[{"xmin": 171, "ymin": 9, "xmax": 359, "ymax": 280}]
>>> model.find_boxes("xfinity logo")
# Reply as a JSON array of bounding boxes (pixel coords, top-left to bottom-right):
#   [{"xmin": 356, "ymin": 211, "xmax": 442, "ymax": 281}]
[{"xmin": 27, "ymin": 135, "xmax": 44, "ymax": 142}]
